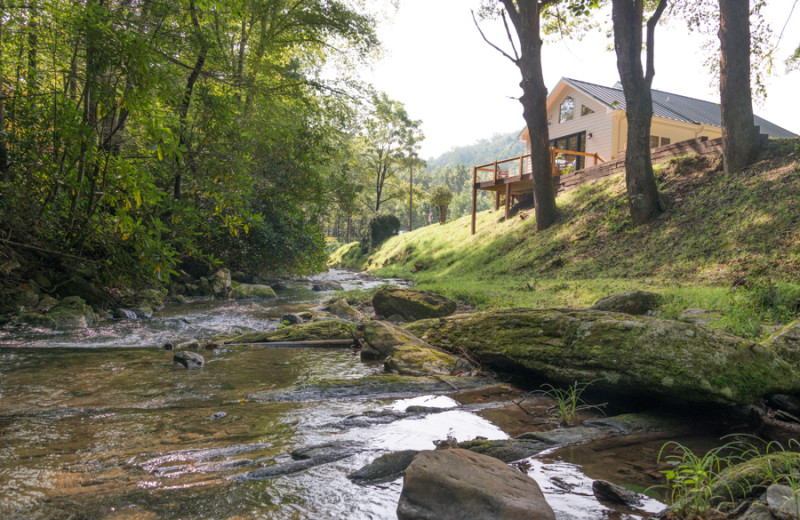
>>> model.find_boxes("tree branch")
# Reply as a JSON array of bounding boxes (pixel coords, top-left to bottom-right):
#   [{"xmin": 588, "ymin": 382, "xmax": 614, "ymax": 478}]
[
  {"xmin": 472, "ymin": 9, "xmax": 519, "ymax": 65},
  {"xmin": 645, "ymin": 0, "xmax": 668, "ymax": 85}
]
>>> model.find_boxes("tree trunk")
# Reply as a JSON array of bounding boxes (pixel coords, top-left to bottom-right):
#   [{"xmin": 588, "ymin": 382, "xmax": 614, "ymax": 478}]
[
  {"xmin": 0, "ymin": 8, "xmax": 9, "ymax": 185},
  {"xmin": 408, "ymin": 164, "xmax": 413, "ymax": 231},
  {"xmin": 719, "ymin": 0, "xmax": 758, "ymax": 174},
  {"xmin": 502, "ymin": 0, "xmax": 557, "ymax": 231},
  {"xmin": 612, "ymin": 0, "xmax": 665, "ymax": 226}
]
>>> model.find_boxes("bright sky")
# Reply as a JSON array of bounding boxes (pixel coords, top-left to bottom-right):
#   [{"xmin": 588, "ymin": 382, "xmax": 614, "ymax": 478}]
[{"xmin": 363, "ymin": 0, "xmax": 800, "ymax": 159}]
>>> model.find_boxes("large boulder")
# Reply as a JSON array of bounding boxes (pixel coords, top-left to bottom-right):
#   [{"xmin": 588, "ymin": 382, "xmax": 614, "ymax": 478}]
[
  {"xmin": 200, "ymin": 269, "xmax": 231, "ymax": 297},
  {"xmin": 230, "ymin": 282, "xmax": 277, "ymax": 300},
  {"xmin": 413, "ymin": 308, "xmax": 800, "ymax": 407},
  {"xmin": 590, "ymin": 290, "xmax": 660, "ymax": 315},
  {"xmin": 362, "ymin": 320, "xmax": 459, "ymax": 376},
  {"xmin": 372, "ymin": 287, "xmax": 456, "ymax": 321},
  {"xmin": 46, "ymin": 296, "xmax": 96, "ymax": 329},
  {"xmin": 396, "ymin": 449, "xmax": 555, "ymax": 520}
]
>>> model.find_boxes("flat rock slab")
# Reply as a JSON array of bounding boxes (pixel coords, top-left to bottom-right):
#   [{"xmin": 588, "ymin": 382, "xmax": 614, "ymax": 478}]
[
  {"xmin": 397, "ymin": 449, "xmax": 555, "ymax": 520},
  {"xmin": 412, "ymin": 308, "xmax": 800, "ymax": 407},
  {"xmin": 348, "ymin": 450, "xmax": 420, "ymax": 484},
  {"xmin": 246, "ymin": 375, "xmax": 496, "ymax": 402}
]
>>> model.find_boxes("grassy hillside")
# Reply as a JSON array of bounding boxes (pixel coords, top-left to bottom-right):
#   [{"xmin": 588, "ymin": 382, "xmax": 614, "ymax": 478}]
[{"xmin": 330, "ymin": 139, "xmax": 800, "ymax": 339}]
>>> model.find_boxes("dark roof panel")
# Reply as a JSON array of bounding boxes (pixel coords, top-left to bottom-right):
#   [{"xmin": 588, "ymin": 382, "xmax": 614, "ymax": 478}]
[{"xmin": 561, "ymin": 78, "xmax": 797, "ymax": 139}]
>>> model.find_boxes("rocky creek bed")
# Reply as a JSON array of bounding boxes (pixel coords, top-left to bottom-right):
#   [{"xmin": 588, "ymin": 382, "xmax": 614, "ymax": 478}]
[{"xmin": 2, "ymin": 273, "xmax": 800, "ymax": 519}]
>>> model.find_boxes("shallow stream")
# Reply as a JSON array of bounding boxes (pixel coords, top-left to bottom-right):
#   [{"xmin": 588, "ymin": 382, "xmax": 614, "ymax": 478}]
[{"xmin": 0, "ymin": 270, "xmax": 717, "ymax": 519}]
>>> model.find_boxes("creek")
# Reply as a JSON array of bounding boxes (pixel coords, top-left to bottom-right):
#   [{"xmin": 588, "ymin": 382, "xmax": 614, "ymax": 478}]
[{"xmin": 0, "ymin": 270, "xmax": 720, "ymax": 519}]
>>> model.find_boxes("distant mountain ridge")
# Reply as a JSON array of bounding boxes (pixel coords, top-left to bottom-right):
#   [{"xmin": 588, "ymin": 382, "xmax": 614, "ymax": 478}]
[{"xmin": 427, "ymin": 130, "xmax": 527, "ymax": 169}]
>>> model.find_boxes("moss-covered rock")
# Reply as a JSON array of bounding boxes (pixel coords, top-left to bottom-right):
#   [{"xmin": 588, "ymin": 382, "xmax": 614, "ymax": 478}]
[
  {"xmin": 224, "ymin": 319, "xmax": 356, "ymax": 344},
  {"xmin": 362, "ymin": 320, "xmax": 459, "ymax": 376},
  {"xmin": 19, "ymin": 312, "xmax": 57, "ymax": 328},
  {"xmin": 230, "ymin": 282, "xmax": 277, "ymax": 300},
  {"xmin": 46, "ymin": 296, "xmax": 96, "ymax": 329},
  {"xmin": 590, "ymin": 290, "xmax": 660, "ymax": 315},
  {"xmin": 372, "ymin": 287, "xmax": 456, "ymax": 321},
  {"xmin": 708, "ymin": 453, "xmax": 800, "ymax": 507},
  {"xmin": 416, "ymin": 308, "xmax": 800, "ymax": 407},
  {"xmin": 329, "ymin": 298, "xmax": 363, "ymax": 320},
  {"xmin": 385, "ymin": 344, "xmax": 457, "ymax": 376}
]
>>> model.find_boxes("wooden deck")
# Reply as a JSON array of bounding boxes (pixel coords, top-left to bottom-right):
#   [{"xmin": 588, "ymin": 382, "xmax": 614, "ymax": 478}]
[{"xmin": 471, "ymin": 148, "xmax": 605, "ymax": 234}]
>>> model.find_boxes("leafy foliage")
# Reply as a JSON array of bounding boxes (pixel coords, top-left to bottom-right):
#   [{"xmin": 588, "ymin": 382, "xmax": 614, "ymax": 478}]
[{"xmin": 0, "ymin": 0, "xmax": 379, "ymax": 287}]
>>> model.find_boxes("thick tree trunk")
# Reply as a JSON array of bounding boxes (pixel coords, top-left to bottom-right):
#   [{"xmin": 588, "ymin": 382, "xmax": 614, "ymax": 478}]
[
  {"xmin": 612, "ymin": 0, "xmax": 664, "ymax": 226},
  {"xmin": 501, "ymin": 0, "xmax": 556, "ymax": 231},
  {"xmin": 719, "ymin": 0, "xmax": 758, "ymax": 174}
]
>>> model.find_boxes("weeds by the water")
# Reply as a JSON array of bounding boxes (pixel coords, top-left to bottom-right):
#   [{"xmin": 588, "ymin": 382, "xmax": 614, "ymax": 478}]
[
  {"xmin": 655, "ymin": 435, "xmax": 800, "ymax": 518},
  {"xmin": 531, "ymin": 380, "xmax": 606, "ymax": 425}
]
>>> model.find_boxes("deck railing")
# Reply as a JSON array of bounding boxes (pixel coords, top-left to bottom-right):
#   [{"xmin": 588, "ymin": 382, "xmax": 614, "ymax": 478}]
[
  {"xmin": 473, "ymin": 148, "xmax": 606, "ymax": 185},
  {"xmin": 470, "ymin": 148, "xmax": 606, "ymax": 235}
]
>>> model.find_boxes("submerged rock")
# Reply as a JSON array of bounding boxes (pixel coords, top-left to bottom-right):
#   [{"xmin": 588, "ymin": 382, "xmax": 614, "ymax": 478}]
[
  {"xmin": 348, "ymin": 450, "xmax": 420, "ymax": 484},
  {"xmin": 413, "ymin": 308, "xmax": 800, "ymax": 407},
  {"xmin": 312, "ymin": 280, "xmax": 343, "ymax": 291},
  {"xmin": 246, "ymin": 375, "xmax": 495, "ymax": 402},
  {"xmin": 234, "ymin": 442, "xmax": 359, "ymax": 481},
  {"xmin": 590, "ymin": 290, "xmax": 660, "ymax": 315},
  {"xmin": 224, "ymin": 319, "xmax": 357, "ymax": 344},
  {"xmin": 592, "ymin": 480, "xmax": 643, "ymax": 506},
  {"xmin": 397, "ymin": 449, "xmax": 555, "ymax": 520},
  {"xmin": 173, "ymin": 351, "xmax": 204, "ymax": 369},
  {"xmin": 372, "ymin": 287, "xmax": 456, "ymax": 321},
  {"xmin": 113, "ymin": 308, "xmax": 138, "ymax": 320}
]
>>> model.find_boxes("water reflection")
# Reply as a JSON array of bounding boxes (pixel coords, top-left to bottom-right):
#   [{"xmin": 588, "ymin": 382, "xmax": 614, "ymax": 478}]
[{"xmin": 0, "ymin": 270, "xmax": 673, "ymax": 519}]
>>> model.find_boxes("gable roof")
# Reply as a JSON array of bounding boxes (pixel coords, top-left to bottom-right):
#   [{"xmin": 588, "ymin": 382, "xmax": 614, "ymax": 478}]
[{"xmin": 559, "ymin": 77, "xmax": 797, "ymax": 139}]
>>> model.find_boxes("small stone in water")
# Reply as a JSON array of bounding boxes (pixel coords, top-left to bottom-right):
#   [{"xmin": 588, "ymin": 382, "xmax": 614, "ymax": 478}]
[
  {"xmin": 173, "ymin": 351, "xmax": 204, "ymax": 369},
  {"xmin": 208, "ymin": 412, "xmax": 227, "ymax": 420}
]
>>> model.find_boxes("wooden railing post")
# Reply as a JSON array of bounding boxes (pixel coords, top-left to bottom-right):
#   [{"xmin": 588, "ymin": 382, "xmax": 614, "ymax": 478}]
[
  {"xmin": 471, "ymin": 166, "xmax": 477, "ymax": 235},
  {"xmin": 494, "ymin": 160, "xmax": 499, "ymax": 182},
  {"xmin": 518, "ymin": 154, "xmax": 524, "ymax": 178},
  {"xmin": 551, "ymin": 148, "xmax": 557, "ymax": 177}
]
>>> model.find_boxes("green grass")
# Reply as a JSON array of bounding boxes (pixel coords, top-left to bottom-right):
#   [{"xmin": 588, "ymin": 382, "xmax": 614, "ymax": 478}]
[{"xmin": 330, "ymin": 139, "xmax": 800, "ymax": 339}]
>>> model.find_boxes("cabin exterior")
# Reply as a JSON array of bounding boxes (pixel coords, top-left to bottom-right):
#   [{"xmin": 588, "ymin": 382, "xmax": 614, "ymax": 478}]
[
  {"xmin": 521, "ymin": 77, "xmax": 796, "ymax": 168},
  {"xmin": 469, "ymin": 78, "xmax": 797, "ymax": 234}
]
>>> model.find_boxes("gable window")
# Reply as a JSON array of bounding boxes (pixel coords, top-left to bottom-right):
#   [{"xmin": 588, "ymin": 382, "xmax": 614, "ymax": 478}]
[
  {"xmin": 581, "ymin": 105, "xmax": 595, "ymax": 116},
  {"xmin": 559, "ymin": 97, "xmax": 575, "ymax": 123},
  {"xmin": 650, "ymin": 135, "xmax": 660, "ymax": 148},
  {"xmin": 661, "ymin": 137, "xmax": 671, "ymax": 146}
]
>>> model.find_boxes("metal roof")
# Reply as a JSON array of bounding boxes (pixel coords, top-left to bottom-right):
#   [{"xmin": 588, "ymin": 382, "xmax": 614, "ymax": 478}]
[{"xmin": 561, "ymin": 77, "xmax": 797, "ymax": 139}]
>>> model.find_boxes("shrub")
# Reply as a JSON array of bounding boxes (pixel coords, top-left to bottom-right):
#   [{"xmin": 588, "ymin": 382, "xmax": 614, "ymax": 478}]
[
  {"xmin": 429, "ymin": 186, "xmax": 453, "ymax": 225},
  {"xmin": 361, "ymin": 213, "xmax": 401, "ymax": 252}
]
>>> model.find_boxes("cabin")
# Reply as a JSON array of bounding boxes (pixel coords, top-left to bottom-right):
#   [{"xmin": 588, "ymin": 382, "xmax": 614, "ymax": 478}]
[{"xmin": 470, "ymin": 77, "xmax": 797, "ymax": 234}]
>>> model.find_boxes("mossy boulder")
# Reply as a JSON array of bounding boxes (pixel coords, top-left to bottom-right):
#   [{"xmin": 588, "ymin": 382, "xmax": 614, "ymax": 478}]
[
  {"xmin": 362, "ymin": 320, "xmax": 428, "ymax": 359},
  {"xmin": 385, "ymin": 344, "xmax": 457, "ymax": 376},
  {"xmin": 372, "ymin": 287, "xmax": 456, "ymax": 321},
  {"xmin": 362, "ymin": 320, "xmax": 459, "ymax": 376},
  {"xmin": 224, "ymin": 319, "xmax": 356, "ymax": 344},
  {"xmin": 590, "ymin": 290, "xmax": 660, "ymax": 315},
  {"xmin": 415, "ymin": 308, "xmax": 800, "ymax": 407},
  {"xmin": 230, "ymin": 282, "xmax": 277, "ymax": 300},
  {"xmin": 46, "ymin": 296, "xmax": 96, "ymax": 329},
  {"xmin": 708, "ymin": 453, "xmax": 800, "ymax": 507},
  {"xmin": 20, "ymin": 312, "xmax": 57, "ymax": 328},
  {"xmin": 329, "ymin": 298, "xmax": 363, "ymax": 320}
]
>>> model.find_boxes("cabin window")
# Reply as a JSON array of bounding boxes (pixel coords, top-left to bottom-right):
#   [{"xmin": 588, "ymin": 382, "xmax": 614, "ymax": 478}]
[
  {"xmin": 661, "ymin": 137, "xmax": 671, "ymax": 146},
  {"xmin": 650, "ymin": 135, "xmax": 660, "ymax": 148},
  {"xmin": 559, "ymin": 97, "xmax": 575, "ymax": 123},
  {"xmin": 581, "ymin": 105, "xmax": 594, "ymax": 116}
]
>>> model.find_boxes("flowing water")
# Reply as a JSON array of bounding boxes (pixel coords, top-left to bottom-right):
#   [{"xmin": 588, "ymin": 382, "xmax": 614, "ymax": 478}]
[{"xmin": 0, "ymin": 269, "xmax": 711, "ymax": 519}]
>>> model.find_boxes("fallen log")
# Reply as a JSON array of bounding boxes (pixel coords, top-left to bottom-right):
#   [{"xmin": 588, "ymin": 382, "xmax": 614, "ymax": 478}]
[{"xmin": 226, "ymin": 339, "xmax": 358, "ymax": 349}]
